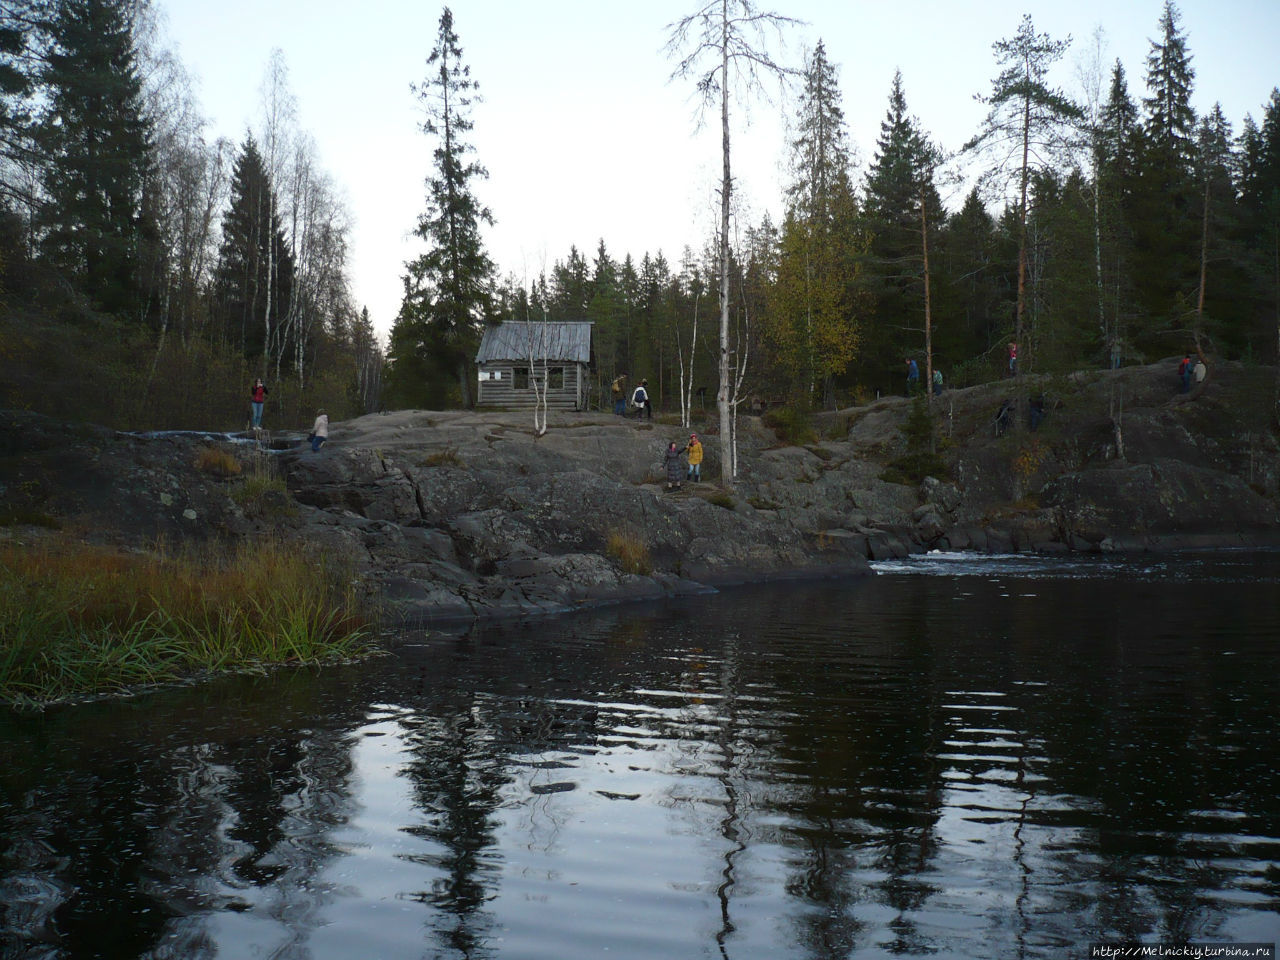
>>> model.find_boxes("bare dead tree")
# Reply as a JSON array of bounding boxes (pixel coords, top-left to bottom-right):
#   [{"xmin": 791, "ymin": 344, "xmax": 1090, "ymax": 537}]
[{"xmin": 666, "ymin": 0, "xmax": 799, "ymax": 482}]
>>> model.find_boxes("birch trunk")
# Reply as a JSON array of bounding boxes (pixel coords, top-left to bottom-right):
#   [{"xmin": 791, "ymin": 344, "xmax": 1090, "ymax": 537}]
[{"xmin": 717, "ymin": 0, "xmax": 733, "ymax": 483}]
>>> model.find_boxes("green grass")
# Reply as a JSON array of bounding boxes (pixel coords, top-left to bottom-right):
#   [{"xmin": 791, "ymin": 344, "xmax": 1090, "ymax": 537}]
[
  {"xmin": 705, "ymin": 490, "xmax": 735, "ymax": 510},
  {"xmin": 0, "ymin": 537, "xmax": 372, "ymax": 706}
]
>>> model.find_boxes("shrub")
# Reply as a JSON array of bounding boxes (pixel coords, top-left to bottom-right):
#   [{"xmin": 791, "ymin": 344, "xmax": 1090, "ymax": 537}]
[
  {"xmin": 606, "ymin": 530, "xmax": 652, "ymax": 576},
  {"xmin": 882, "ymin": 396, "xmax": 949, "ymax": 484},
  {"xmin": 705, "ymin": 491, "xmax": 735, "ymax": 510},
  {"xmin": 762, "ymin": 404, "xmax": 817, "ymax": 445}
]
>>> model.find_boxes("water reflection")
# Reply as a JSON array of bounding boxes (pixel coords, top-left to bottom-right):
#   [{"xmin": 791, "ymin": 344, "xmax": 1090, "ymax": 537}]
[{"xmin": 2, "ymin": 553, "xmax": 1279, "ymax": 958}]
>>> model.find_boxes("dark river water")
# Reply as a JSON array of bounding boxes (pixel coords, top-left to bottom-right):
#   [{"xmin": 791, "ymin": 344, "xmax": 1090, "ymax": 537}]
[{"xmin": 2, "ymin": 552, "xmax": 1279, "ymax": 959}]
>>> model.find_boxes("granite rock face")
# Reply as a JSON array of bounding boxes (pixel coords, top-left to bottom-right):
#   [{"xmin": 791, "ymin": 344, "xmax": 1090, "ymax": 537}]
[{"xmin": 3, "ymin": 359, "xmax": 1277, "ymax": 624}]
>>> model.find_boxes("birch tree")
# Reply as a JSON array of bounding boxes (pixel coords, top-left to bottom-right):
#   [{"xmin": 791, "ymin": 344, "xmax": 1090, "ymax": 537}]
[
  {"xmin": 666, "ymin": 0, "xmax": 797, "ymax": 483},
  {"xmin": 257, "ymin": 49, "xmax": 297, "ymax": 380}
]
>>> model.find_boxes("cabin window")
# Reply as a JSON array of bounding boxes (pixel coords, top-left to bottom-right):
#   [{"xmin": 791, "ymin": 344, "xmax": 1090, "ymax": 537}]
[
  {"xmin": 548, "ymin": 367, "xmax": 564, "ymax": 390},
  {"xmin": 514, "ymin": 368, "xmax": 530, "ymax": 390}
]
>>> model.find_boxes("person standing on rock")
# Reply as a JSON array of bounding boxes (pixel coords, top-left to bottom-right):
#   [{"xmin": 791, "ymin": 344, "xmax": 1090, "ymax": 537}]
[
  {"xmin": 663, "ymin": 439, "xmax": 687, "ymax": 490},
  {"xmin": 250, "ymin": 377, "xmax": 268, "ymax": 429},
  {"xmin": 905, "ymin": 358, "xmax": 919, "ymax": 396},
  {"xmin": 1178, "ymin": 354, "xmax": 1192, "ymax": 393},
  {"xmin": 310, "ymin": 409, "xmax": 329, "ymax": 452},
  {"xmin": 611, "ymin": 374, "xmax": 628, "ymax": 416},
  {"xmin": 1008, "ymin": 342, "xmax": 1018, "ymax": 377},
  {"xmin": 632, "ymin": 379, "xmax": 651, "ymax": 420},
  {"xmin": 686, "ymin": 433, "xmax": 703, "ymax": 483}
]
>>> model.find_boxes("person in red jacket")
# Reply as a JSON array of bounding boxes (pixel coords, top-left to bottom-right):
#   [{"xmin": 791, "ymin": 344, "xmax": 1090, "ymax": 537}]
[{"xmin": 250, "ymin": 378, "xmax": 268, "ymax": 429}]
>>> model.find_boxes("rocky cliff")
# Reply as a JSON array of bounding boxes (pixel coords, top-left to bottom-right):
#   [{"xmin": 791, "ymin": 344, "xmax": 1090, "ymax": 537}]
[{"xmin": 3, "ymin": 359, "xmax": 1277, "ymax": 624}]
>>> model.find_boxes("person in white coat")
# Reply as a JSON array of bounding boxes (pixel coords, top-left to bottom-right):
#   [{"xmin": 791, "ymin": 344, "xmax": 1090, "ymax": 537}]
[{"xmin": 310, "ymin": 409, "xmax": 329, "ymax": 452}]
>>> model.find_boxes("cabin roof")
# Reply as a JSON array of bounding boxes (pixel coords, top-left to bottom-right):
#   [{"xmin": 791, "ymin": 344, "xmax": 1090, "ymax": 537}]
[{"xmin": 475, "ymin": 321, "xmax": 593, "ymax": 364}]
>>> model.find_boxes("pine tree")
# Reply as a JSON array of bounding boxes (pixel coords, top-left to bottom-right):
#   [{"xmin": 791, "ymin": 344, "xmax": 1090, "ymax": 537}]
[
  {"xmin": 213, "ymin": 136, "xmax": 295, "ymax": 363},
  {"xmin": 38, "ymin": 0, "xmax": 152, "ymax": 318},
  {"xmin": 386, "ymin": 6, "xmax": 494, "ymax": 410},
  {"xmin": 964, "ymin": 14, "xmax": 1081, "ymax": 374},
  {"xmin": 1191, "ymin": 104, "xmax": 1238, "ymax": 347}
]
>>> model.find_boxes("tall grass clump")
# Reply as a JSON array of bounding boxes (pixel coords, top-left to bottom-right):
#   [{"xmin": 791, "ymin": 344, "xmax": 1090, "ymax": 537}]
[
  {"xmin": 606, "ymin": 530, "xmax": 652, "ymax": 576},
  {"xmin": 0, "ymin": 538, "xmax": 371, "ymax": 705},
  {"xmin": 231, "ymin": 457, "xmax": 295, "ymax": 517},
  {"xmin": 195, "ymin": 445, "xmax": 241, "ymax": 477}
]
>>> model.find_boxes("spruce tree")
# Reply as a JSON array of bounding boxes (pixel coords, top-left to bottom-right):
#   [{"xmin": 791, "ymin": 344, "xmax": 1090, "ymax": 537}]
[
  {"xmin": 1239, "ymin": 90, "xmax": 1280, "ymax": 417},
  {"xmin": 1130, "ymin": 0, "xmax": 1198, "ymax": 332},
  {"xmin": 0, "ymin": 1, "xmax": 36, "ymax": 199},
  {"xmin": 862, "ymin": 70, "xmax": 942, "ymax": 390},
  {"xmin": 1143, "ymin": 1, "xmax": 1196, "ymax": 166},
  {"xmin": 936, "ymin": 188, "xmax": 1001, "ymax": 364},
  {"xmin": 213, "ymin": 136, "xmax": 295, "ymax": 364},
  {"xmin": 772, "ymin": 40, "xmax": 862, "ymax": 404},
  {"xmin": 386, "ymin": 6, "xmax": 494, "ymax": 410},
  {"xmin": 38, "ymin": 0, "xmax": 152, "ymax": 318},
  {"xmin": 1096, "ymin": 61, "xmax": 1142, "ymax": 365}
]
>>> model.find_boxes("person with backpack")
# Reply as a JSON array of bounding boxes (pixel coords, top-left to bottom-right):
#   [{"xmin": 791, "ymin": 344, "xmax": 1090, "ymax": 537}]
[
  {"xmin": 632, "ymin": 379, "xmax": 651, "ymax": 420},
  {"xmin": 1178, "ymin": 354, "xmax": 1192, "ymax": 393}
]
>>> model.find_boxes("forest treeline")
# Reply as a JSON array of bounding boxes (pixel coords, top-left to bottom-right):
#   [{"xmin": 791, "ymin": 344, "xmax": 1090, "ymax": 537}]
[
  {"xmin": 386, "ymin": 2, "xmax": 1280, "ymax": 421},
  {"xmin": 0, "ymin": 1, "xmax": 1276, "ymax": 430},
  {"xmin": 0, "ymin": 0, "xmax": 382, "ymax": 430}
]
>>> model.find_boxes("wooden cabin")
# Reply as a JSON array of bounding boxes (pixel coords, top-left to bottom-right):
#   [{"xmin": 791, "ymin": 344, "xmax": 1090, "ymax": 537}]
[{"xmin": 475, "ymin": 321, "xmax": 593, "ymax": 410}]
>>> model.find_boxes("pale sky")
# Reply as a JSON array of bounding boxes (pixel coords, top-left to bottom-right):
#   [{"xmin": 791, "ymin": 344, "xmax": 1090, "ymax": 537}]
[{"xmin": 157, "ymin": 0, "xmax": 1280, "ymax": 340}]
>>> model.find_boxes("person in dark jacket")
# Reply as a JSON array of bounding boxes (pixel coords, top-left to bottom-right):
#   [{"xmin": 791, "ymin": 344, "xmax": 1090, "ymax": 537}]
[{"xmin": 663, "ymin": 440, "xmax": 687, "ymax": 490}]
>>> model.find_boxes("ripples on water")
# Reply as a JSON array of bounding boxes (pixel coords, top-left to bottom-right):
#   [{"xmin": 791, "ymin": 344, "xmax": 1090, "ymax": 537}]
[{"xmin": 1, "ymin": 552, "xmax": 1278, "ymax": 959}]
